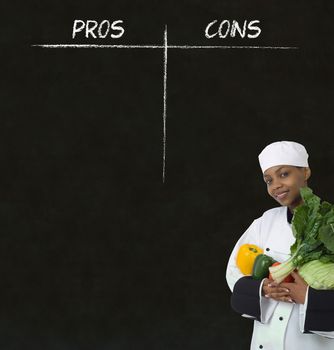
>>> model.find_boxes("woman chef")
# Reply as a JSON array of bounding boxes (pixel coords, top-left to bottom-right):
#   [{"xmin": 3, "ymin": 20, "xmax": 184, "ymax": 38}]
[{"xmin": 226, "ymin": 141, "xmax": 334, "ymax": 350}]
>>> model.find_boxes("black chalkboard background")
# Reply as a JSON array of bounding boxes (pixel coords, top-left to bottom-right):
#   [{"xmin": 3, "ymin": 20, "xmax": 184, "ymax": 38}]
[{"xmin": 1, "ymin": 0, "xmax": 334, "ymax": 349}]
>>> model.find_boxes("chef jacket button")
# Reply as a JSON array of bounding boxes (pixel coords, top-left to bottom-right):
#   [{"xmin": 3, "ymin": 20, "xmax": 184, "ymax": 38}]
[
  {"xmin": 259, "ymin": 346, "xmax": 263, "ymax": 349},
  {"xmin": 279, "ymin": 316, "xmax": 283, "ymax": 321},
  {"xmin": 266, "ymin": 248, "xmax": 270, "ymax": 251}
]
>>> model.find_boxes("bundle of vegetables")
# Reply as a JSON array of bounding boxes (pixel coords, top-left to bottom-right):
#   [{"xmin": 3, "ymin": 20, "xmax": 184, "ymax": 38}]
[{"xmin": 269, "ymin": 187, "xmax": 334, "ymax": 289}]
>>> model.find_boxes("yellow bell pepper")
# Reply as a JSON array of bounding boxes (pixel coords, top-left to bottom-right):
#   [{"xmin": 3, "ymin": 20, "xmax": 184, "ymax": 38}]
[{"xmin": 236, "ymin": 244, "xmax": 264, "ymax": 275}]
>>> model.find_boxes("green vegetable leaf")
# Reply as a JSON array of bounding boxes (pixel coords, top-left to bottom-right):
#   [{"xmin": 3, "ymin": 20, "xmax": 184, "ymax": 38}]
[
  {"xmin": 291, "ymin": 204, "xmax": 308, "ymax": 240},
  {"xmin": 319, "ymin": 201, "xmax": 332, "ymax": 216},
  {"xmin": 272, "ymin": 186, "xmax": 334, "ymax": 289},
  {"xmin": 319, "ymin": 224, "xmax": 334, "ymax": 253},
  {"xmin": 300, "ymin": 187, "xmax": 321, "ymax": 211},
  {"xmin": 320, "ymin": 254, "xmax": 334, "ymax": 263}
]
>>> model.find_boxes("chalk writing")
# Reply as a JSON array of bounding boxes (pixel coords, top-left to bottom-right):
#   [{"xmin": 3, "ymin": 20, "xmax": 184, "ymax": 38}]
[
  {"xmin": 205, "ymin": 20, "xmax": 261, "ymax": 39},
  {"xmin": 72, "ymin": 20, "xmax": 125, "ymax": 39}
]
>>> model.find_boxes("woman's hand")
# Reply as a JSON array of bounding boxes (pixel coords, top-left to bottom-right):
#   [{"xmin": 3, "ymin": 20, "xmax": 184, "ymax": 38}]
[
  {"xmin": 262, "ymin": 278, "xmax": 293, "ymax": 303},
  {"xmin": 280, "ymin": 271, "xmax": 308, "ymax": 304}
]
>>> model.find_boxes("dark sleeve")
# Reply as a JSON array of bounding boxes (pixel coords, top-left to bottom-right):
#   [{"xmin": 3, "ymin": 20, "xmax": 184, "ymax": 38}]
[
  {"xmin": 304, "ymin": 288, "xmax": 334, "ymax": 332},
  {"xmin": 230, "ymin": 276, "xmax": 262, "ymax": 321}
]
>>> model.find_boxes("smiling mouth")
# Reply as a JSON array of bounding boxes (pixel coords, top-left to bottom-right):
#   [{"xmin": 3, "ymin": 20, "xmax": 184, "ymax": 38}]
[{"xmin": 275, "ymin": 191, "xmax": 289, "ymax": 199}]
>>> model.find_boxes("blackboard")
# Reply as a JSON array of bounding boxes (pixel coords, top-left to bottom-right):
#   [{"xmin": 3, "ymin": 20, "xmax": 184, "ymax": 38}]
[{"xmin": 1, "ymin": 1, "xmax": 334, "ymax": 349}]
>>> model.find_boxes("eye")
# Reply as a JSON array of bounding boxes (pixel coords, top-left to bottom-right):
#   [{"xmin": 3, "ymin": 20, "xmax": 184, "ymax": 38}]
[
  {"xmin": 280, "ymin": 172, "xmax": 289, "ymax": 178},
  {"xmin": 265, "ymin": 179, "xmax": 272, "ymax": 185}
]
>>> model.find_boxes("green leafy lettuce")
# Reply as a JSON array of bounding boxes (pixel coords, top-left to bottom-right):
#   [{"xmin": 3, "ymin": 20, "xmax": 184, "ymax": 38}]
[{"xmin": 269, "ymin": 187, "xmax": 334, "ymax": 289}]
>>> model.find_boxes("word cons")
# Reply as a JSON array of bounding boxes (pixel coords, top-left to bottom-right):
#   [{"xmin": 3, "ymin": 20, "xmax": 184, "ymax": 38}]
[
  {"xmin": 72, "ymin": 20, "xmax": 125, "ymax": 39},
  {"xmin": 205, "ymin": 20, "xmax": 261, "ymax": 39}
]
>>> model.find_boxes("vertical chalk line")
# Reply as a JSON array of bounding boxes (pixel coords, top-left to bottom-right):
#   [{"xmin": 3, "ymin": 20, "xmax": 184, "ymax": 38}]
[{"xmin": 162, "ymin": 25, "xmax": 168, "ymax": 184}]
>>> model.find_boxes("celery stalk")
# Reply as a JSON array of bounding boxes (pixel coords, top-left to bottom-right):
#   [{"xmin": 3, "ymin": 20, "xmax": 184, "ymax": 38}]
[{"xmin": 269, "ymin": 256, "xmax": 295, "ymax": 284}]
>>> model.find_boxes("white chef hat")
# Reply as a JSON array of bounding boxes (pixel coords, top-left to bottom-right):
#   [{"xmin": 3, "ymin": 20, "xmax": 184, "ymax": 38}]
[{"xmin": 258, "ymin": 141, "xmax": 309, "ymax": 173}]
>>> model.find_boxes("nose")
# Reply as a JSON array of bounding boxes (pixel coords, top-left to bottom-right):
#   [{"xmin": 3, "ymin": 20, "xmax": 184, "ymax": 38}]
[{"xmin": 271, "ymin": 178, "xmax": 283, "ymax": 190}]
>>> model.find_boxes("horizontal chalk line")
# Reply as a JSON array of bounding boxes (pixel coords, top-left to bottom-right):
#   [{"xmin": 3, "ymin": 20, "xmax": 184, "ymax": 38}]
[{"xmin": 31, "ymin": 44, "xmax": 299, "ymax": 50}]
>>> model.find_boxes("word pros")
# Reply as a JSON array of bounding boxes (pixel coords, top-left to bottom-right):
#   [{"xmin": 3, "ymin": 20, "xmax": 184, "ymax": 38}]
[
  {"xmin": 205, "ymin": 20, "xmax": 261, "ymax": 39},
  {"xmin": 72, "ymin": 19, "xmax": 125, "ymax": 39}
]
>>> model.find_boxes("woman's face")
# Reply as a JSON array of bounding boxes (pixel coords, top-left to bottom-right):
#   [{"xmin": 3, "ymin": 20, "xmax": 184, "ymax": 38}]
[{"xmin": 263, "ymin": 165, "xmax": 311, "ymax": 211}]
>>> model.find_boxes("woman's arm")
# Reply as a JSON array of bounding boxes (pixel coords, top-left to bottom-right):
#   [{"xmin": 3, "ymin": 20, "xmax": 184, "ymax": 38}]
[
  {"xmin": 226, "ymin": 219, "xmax": 262, "ymax": 291},
  {"xmin": 304, "ymin": 288, "xmax": 334, "ymax": 334},
  {"xmin": 226, "ymin": 218, "xmax": 284, "ymax": 322},
  {"xmin": 230, "ymin": 276, "xmax": 262, "ymax": 320},
  {"xmin": 281, "ymin": 271, "xmax": 334, "ymax": 337}
]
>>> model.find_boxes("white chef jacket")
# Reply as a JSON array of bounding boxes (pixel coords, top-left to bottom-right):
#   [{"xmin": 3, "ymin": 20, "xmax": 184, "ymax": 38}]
[{"xmin": 226, "ymin": 205, "xmax": 334, "ymax": 350}]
